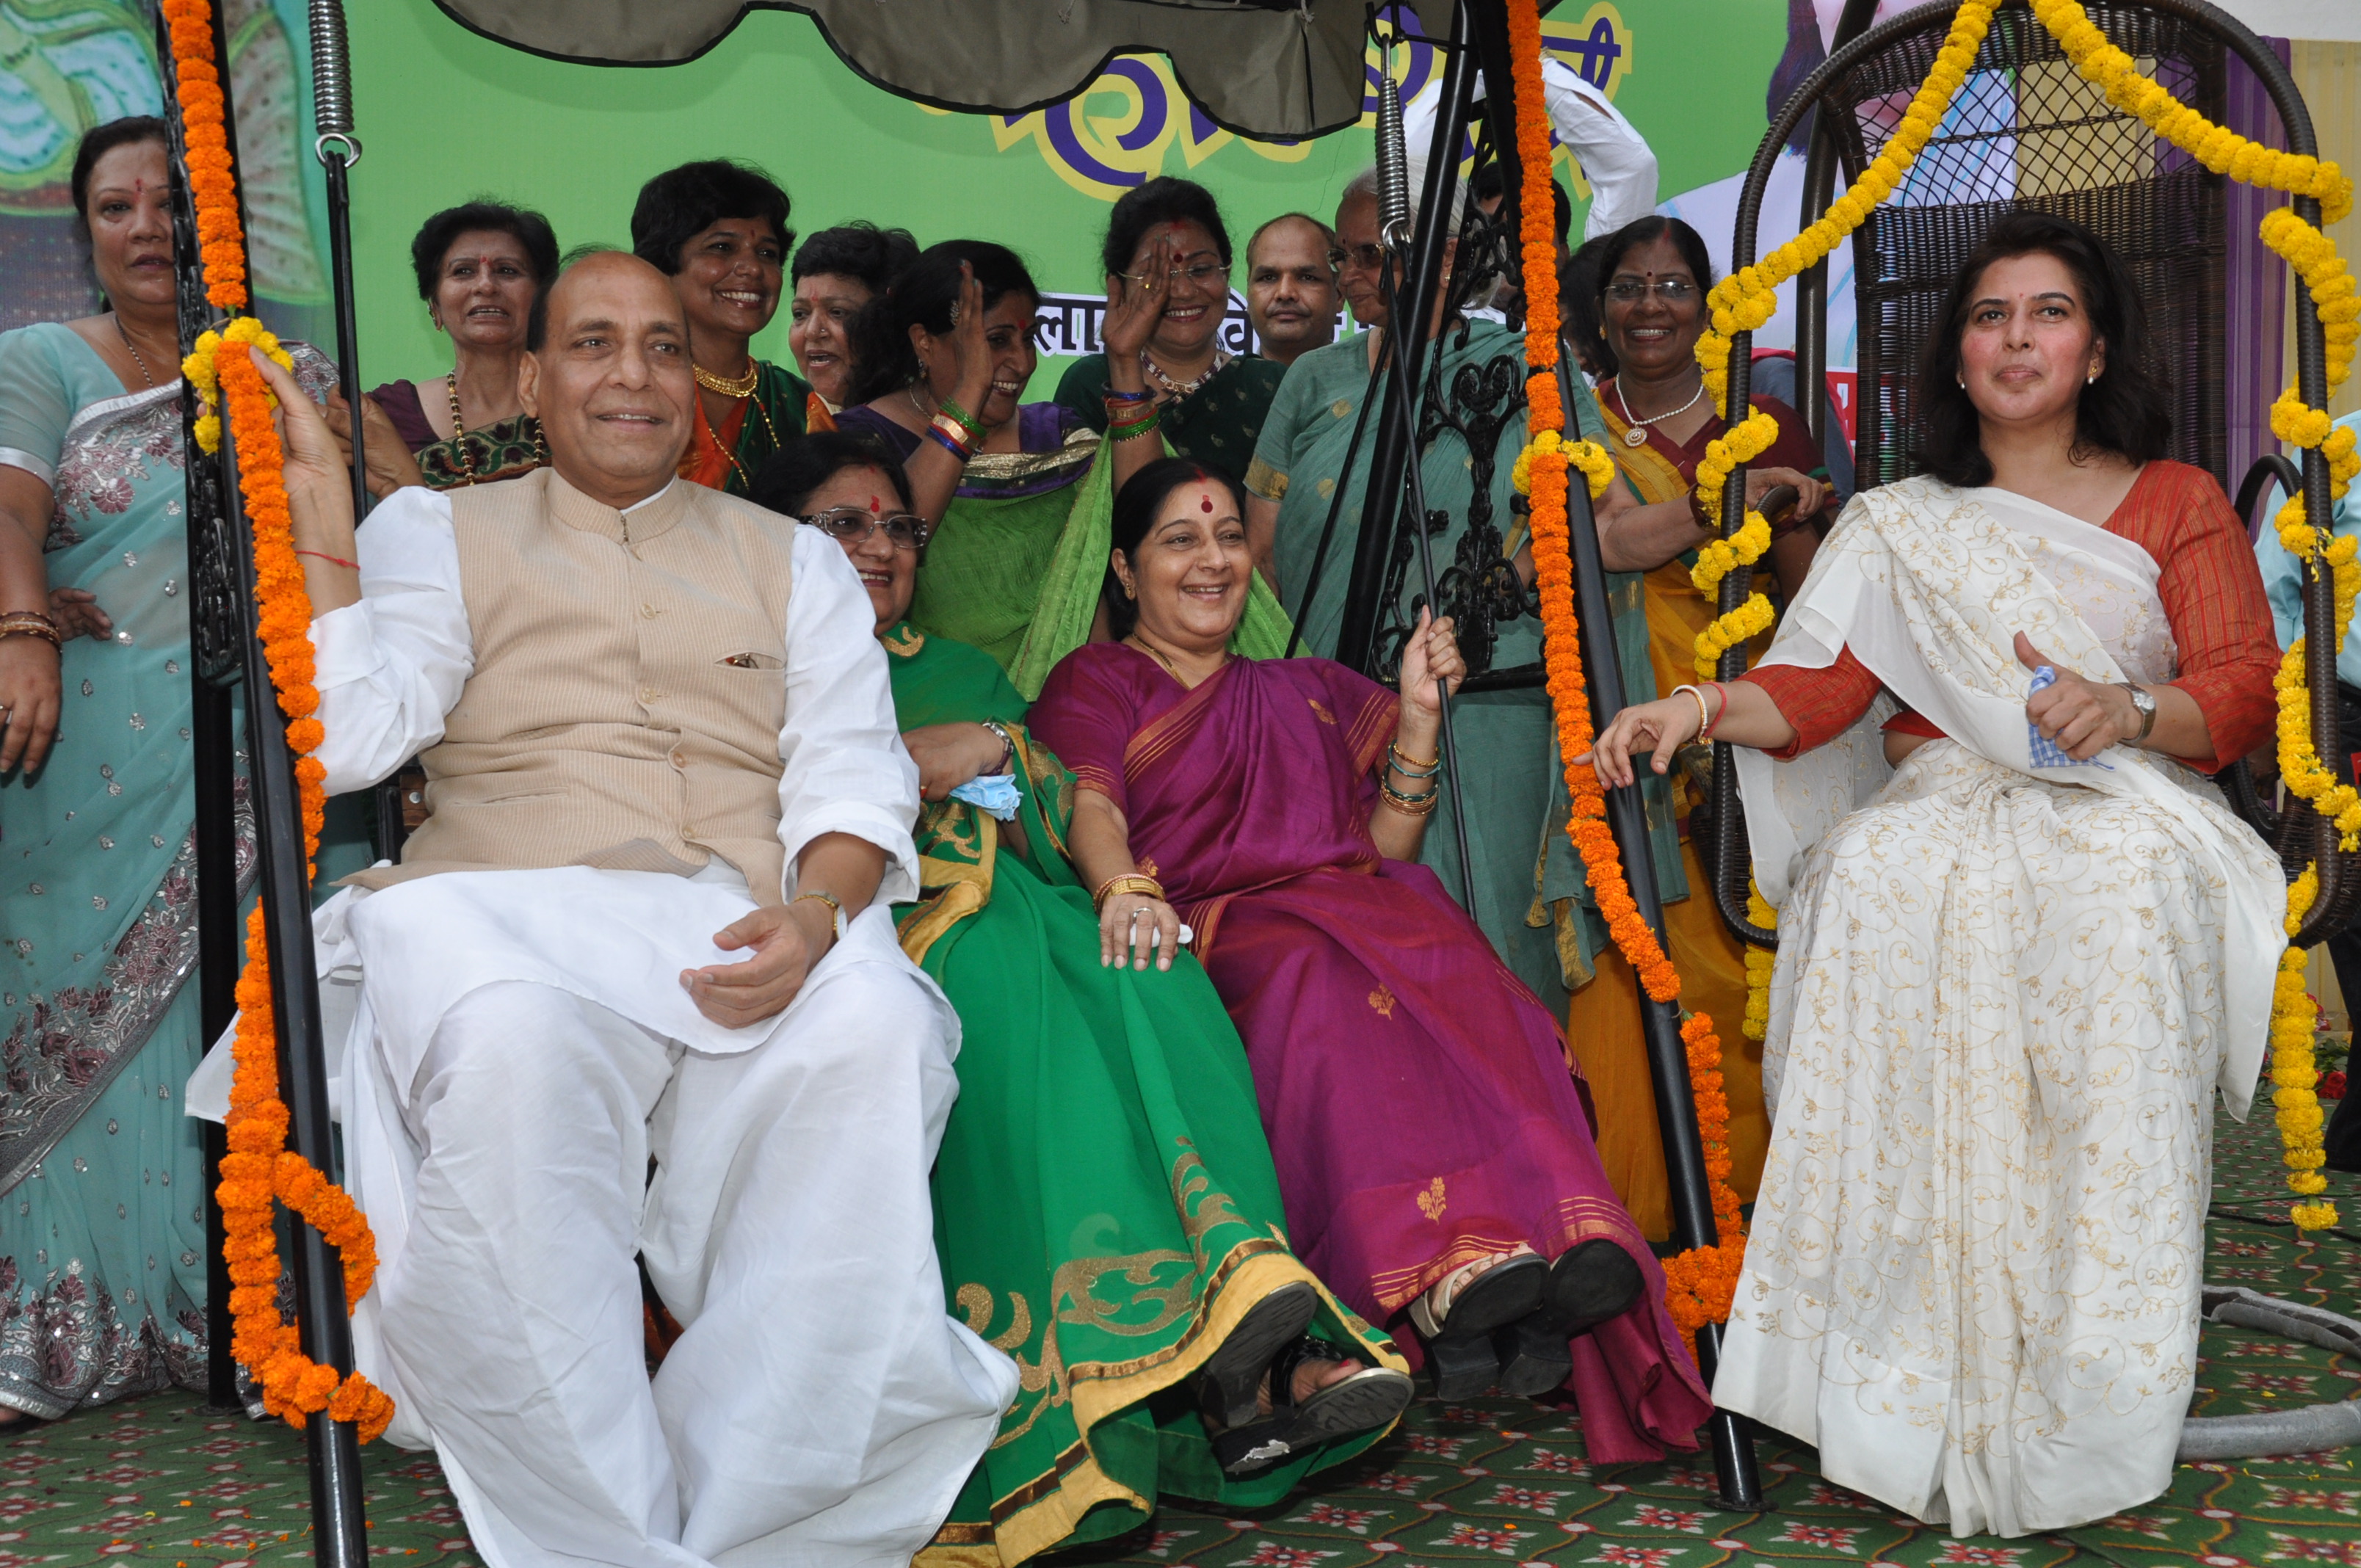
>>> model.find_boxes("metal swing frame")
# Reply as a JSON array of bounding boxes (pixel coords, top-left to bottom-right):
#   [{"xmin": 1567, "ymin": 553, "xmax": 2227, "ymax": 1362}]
[
  {"xmin": 161, "ymin": 2, "xmax": 1771, "ymax": 1561},
  {"xmin": 1702, "ymin": 0, "xmax": 2361, "ymax": 950}
]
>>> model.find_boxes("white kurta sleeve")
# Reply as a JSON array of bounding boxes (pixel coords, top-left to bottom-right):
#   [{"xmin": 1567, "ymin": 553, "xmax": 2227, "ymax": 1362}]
[
  {"xmin": 1545, "ymin": 62, "xmax": 1659, "ymax": 240},
  {"xmin": 311, "ymin": 485, "xmax": 474, "ymax": 795},
  {"xmin": 776, "ymin": 526, "xmax": 921, "ymax": 906}
]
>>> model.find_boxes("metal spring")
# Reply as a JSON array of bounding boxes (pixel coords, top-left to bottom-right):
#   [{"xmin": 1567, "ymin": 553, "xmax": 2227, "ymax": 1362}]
[
  {"xmin": 1374, "ymin": 32, "xmax": 1410, "ymax": 247},
  {"xmin": 310, "ymin": 0, "xmax": 353, "ymax": 136}
]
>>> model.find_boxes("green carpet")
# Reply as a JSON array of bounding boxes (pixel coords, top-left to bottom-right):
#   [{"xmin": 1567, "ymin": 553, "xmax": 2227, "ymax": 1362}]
[{"xmin": 4, "ymin": 1106, "xmax": 2355, "ymax": 1568}]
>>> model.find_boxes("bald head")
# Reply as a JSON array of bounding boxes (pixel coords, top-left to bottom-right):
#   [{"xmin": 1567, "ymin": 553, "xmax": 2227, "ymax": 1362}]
[{"xmin": 518, "ymin": 251, "xmax": 697, "ymax": 509}]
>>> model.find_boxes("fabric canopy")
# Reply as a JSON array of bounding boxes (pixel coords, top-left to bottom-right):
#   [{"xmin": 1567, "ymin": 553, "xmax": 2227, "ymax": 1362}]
[{"xmin": 431, "ymin": 0, "xmax": 1456, "ymax": 139}]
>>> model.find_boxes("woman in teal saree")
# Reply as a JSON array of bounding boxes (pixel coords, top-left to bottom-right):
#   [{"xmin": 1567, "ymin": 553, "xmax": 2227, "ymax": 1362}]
[
  {"xmin": 0, "ymin": 119, "xmax": 335, "ymax": 1417},
  {"xmin": 752, "ymin": 432, "xmax": 1410, "ymax": 1568}
]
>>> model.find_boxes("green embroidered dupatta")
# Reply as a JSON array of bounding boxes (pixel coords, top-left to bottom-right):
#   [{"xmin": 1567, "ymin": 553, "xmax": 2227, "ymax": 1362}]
[{"xmin": 881, "ymin": 625, "xmax": 1401, "ymax": 1568}]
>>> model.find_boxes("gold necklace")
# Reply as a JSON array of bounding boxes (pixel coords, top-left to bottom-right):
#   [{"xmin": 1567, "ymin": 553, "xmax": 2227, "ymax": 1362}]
[
  {"xmin": 695, "ymin": 359, "xmax": 761, "ymax": 398},
  {"xmin": 446, "ymin": 372, "xmax": 480, "ymax": 485},
  {"xmin": 1128, "ymin": 634, "xmax": 1222, "ymax": 684}
]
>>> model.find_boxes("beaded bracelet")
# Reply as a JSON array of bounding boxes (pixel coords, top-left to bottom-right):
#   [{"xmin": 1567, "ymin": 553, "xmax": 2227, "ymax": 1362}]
[
  {"xmin": 935, "ymin": 396, "xmax": 986, "ymax": 445},
  {"xmin": 924, "ymin": 424, "xmax": 973, "ymax": 463}
]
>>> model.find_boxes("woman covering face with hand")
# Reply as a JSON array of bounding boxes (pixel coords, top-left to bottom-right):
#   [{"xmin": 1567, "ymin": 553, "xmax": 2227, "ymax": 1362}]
[
  {"xmin": 1023, "ymin": 460, "xmax": 1714, "ymax": 1457},
  {"xmin": 748, "ymin": 433, "xmax": 1410, "ymax": 1567},
  {"xmin": 838, "ymin": 240, "xmax": 1291, "ymax": 696},
  {"xmin": 1052, "ymin": 177, "xmax": 1287, "ymax": 489}
]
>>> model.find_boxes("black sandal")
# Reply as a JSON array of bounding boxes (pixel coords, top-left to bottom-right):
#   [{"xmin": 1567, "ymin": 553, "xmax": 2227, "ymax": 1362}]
[
  {"xmin": 1194, "ymin": 1280, "xmax": 1318, "ymax": 1431},
  {"xmin": 1408, "ymin": 1252, "xmax": 1548, "ymax": 1401},
  {"xmin": 1210, "ymin": 1335, "xmax": 1414, "ymax": 1478},
  {"xmin": 1541, "ymin": 1238, "xmax": 1644, "ymax": 1336}
]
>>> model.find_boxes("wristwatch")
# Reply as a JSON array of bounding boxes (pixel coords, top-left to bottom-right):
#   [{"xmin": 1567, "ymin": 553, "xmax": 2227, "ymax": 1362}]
[{"xmin": 2119, "ymin": 682, "xmax": 2158, "ymax": 744}]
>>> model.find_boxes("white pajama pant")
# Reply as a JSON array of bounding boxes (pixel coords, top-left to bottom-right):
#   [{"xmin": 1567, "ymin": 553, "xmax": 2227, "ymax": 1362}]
[{"xmin": 369, "ymin": 966, "xmax": 1011, "ymax": 1568}]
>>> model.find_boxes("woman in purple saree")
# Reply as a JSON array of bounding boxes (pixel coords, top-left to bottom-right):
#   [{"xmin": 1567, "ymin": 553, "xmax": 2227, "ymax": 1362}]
[{"xmin": 1029, "ymin": 460, "xmax": 1712, "ymax": 1463}]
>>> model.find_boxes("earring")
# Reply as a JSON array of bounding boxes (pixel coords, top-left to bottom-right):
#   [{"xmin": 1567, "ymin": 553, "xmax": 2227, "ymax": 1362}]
[
  {"xmin": 2086, "ymin": 366, "xmax": 2100, "ymax": 384},
  {"xmin": 1956, "ymin": 376, "xmax": 1965, "ymax": 388},
  {"xmin": 1123, "ymin": 583, "xmax": 1136, "ymax": 600}
]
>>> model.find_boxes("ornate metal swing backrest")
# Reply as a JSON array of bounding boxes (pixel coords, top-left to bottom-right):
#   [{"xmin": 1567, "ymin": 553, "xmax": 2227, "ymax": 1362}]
[
  {"xmin": 1708, "ymin": 0, "xmax": 2356, "ymax": 949},
  {"xmin": 1833, "ymin": 3, "xmax": 2227, "ymax": 493}
]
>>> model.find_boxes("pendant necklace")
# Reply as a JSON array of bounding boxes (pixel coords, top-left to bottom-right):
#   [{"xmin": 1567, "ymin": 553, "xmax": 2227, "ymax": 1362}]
[
  {"xmin": 1614, "ymin": 376, "xmax": 1705, "ymax": 447},
  {"xmin": 116, "ymin": 316, "xmax": 156, "ymax": 388}
]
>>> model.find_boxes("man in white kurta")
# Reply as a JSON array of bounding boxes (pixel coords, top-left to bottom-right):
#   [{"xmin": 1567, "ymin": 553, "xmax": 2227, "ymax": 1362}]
[{"xmin": 274, "ymin": 253, "xmax": 1016, "ymax": 1568}]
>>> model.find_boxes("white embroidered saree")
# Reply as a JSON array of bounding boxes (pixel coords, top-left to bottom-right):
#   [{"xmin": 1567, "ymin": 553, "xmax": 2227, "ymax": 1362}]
[{"xmin": 1716, "ymin": 474, "xmax": 2285, "ymax": 1536}]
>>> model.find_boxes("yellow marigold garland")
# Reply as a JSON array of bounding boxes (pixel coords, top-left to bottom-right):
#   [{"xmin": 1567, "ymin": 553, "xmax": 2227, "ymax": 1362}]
[
  {"xmin": 167, "ymin": 0, "xmax": 396, "ymax": 1437},
  {"xmin": 2029, "ymin": 0, "xmax": 2356, "ymax": 1231},
  {"xmin": 1507, "ymin": 0, "xmax": 1747, "ymax": 1346}
]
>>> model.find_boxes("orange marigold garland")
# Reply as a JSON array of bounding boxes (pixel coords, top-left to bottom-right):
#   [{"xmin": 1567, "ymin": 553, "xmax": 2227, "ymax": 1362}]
[
  {"xmin": 1506, "ymin": 0, "xmax": 1747, "ymax": 1346},
  {"xmin": 167, "ymin": 0, "xmax": 394, "ymax": 1442}
]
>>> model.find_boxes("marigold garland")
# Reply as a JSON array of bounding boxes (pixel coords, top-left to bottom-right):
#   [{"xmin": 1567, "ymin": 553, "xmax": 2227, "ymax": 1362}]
[
  {"xmin": 1506, "ymin": 0, "xmax": 1747, "ymax": 1345},
  {"xmin": 167, "ymin": 0, "xmax": 394, "ymax": 1438},
  {"xmin": 2028, "ymin": 0, "xmax": 2357, "ymax": 1232}
]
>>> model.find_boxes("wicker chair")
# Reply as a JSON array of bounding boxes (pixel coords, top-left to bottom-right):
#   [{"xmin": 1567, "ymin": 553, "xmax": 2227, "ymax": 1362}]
[{"xmin": 1703, "ymin": 0, "xmax": 2359, "ymax": 951}]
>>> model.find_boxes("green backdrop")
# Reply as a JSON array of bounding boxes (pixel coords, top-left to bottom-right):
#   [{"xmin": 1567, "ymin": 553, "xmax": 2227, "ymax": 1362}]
[{"xmin": 344, "ymin": 0, "xmax": 1789, "ymax": 399}]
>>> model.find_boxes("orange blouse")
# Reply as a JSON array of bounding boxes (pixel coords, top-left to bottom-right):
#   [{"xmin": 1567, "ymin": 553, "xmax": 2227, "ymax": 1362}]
[{"xmin": 1741, "ymin": 461, "xmax": 2280, "ymax": 773}]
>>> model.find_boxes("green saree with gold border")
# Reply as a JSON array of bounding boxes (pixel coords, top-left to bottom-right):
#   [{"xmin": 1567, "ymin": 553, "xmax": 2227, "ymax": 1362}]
[{"xmin": 883, "ymin": 623, "xmax": 1401, "ymax": 1568}]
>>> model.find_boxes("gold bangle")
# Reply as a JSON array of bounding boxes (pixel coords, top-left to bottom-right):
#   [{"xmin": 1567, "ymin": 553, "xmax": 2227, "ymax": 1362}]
[
  {"xmin": 1092, "ymin": 872, "xmax": 1164, "ymax": 911},
  {"xmin": 789, "ymin": 889, "xmax": 846, "ymax": 943},
  {"xmin": 0, "ymin": 615, "xmax": 61, "ymax": 649},
  {"xmin": 1388, "ymin": 739, "xmax": 1440, "ymax": 772}
]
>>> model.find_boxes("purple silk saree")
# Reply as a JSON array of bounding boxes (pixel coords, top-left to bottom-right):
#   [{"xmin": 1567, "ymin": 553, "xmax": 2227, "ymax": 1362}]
[{"xmin": 1029, "ymin": 645, "xmax": 1712, "ymax": 1462}]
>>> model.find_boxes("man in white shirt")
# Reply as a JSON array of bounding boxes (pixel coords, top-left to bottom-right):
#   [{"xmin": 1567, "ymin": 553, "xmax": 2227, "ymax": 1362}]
[{"xmin": 252, "ymin": 250, "xmax": 1015, "ymax": 1568}]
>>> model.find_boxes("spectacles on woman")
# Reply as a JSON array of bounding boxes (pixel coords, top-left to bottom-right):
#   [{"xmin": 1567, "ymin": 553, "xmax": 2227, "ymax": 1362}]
[
  {"xmin": 803, "ymin": 509, "xmax": 933, "ymax": 551},
  {"xmin": 1603, "ymin": 278, "xmax": 1698, "ymax": 305}
]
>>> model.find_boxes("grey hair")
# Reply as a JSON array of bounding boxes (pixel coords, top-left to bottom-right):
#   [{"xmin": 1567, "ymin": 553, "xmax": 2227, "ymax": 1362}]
[{"xmin": 1340, "ymin": 161, "xmax": 1465, "ymax": 241}]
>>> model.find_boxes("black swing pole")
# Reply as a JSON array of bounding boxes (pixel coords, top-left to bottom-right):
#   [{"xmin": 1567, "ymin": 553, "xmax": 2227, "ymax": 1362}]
[
  {"xmin": 308, "ymin": 0, "xmax": 370, "ymax": 524},
  {"xmin": 1366, "ymin": 29, "xmax": 1479, "ymax": 912},
  {"xmin": 156, "ymin": 0, "xmax": 247, "ymax": 1415}
]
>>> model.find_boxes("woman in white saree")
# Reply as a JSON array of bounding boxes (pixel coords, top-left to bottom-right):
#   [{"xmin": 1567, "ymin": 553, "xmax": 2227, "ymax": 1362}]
[{"xmin": 1584, "ymin": 212, "xmax": 2285, "ymax": 1536}]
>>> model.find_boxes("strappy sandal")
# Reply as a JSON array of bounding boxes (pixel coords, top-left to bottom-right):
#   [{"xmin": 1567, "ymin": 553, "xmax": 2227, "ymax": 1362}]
[
  {"xmin": 1406, "ymin": 1251, "xmax": 1547, "ymax": 1401},
  {"xmin": 1210, "ymin": 1335, "xmax": 1414, "ymax": 1478},
  {"xmin": 1194, "ymin": 1280, "xmax": 1318, "ymax": 1431},
  {"xmin": 1490, "ymin": 1239, "xmax": 1646, "ymax": 1398}
]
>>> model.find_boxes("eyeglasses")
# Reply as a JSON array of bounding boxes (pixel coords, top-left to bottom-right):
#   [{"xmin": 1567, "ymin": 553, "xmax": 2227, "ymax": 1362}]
[
  {"xmin": 804, "ymin": 509, "xmax": 933, "ymax": 551},
  {"xmin": 1117, "ymin": 261, "xmax": 1229, "ymax": 288},
  {"xmin": 1603, "ymin": 278, "xmax": 1698, "ymax": 305},
  {"xmin": 1329, "ymin": 243, "xmax": 1388, "ymax": 272}
]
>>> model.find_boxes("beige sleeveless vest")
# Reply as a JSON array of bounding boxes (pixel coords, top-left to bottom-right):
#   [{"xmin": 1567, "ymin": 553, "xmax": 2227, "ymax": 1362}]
[{"xmin": 345, "ymin": 468, "xmax": 798, "ymax": 903}]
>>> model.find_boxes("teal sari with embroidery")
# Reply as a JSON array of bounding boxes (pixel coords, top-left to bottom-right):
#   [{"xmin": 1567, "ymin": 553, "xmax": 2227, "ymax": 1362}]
[{"xmin": 0, "ymin": 324, "xmax": 337, "ymax": 1416}]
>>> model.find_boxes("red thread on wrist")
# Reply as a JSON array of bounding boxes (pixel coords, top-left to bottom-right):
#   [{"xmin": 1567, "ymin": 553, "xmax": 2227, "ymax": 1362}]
[{"xmin": 295, "ymin": 550, "xmax": 360, "ymax": 570}]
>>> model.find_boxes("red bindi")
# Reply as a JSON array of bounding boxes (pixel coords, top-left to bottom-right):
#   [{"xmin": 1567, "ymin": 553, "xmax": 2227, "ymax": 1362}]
[
  {"xmin": 1200, "ymin": 495, "xmax": 1214, "ymax": 512},
  {"xmin": 868, "ymin": 494, "xmax": 881, "ymax": 512}
]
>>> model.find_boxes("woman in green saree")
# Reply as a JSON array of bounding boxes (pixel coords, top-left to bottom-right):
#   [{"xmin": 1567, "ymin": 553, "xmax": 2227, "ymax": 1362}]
[
  {"xmin": 1052, "ymin": 177, "xmax": 1285, "ymax": 491},
  {"xmin": 839, "ymin": 242, "xmax": 1290, "ymax": 698},
  {"xmin": 751, "ymin": 432, "xmax": 1410, "ymax": 1568}
]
